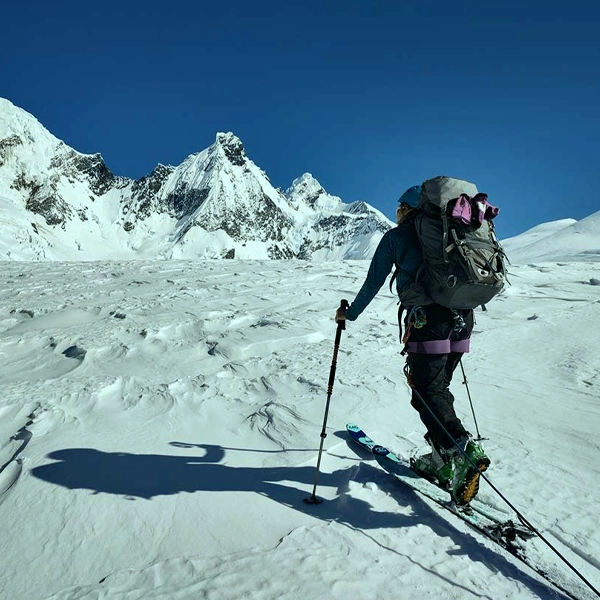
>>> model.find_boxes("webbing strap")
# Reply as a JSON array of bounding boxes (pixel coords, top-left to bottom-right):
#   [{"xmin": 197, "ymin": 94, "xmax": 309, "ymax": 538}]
[{"xmin": 404, "ymin": 338, "xmax": 470, "ymax": 354}]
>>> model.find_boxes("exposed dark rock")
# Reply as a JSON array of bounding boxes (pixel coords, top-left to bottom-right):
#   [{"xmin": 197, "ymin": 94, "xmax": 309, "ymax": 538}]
[
  {"xmin": 268, "ymin": 244, "xmax": 295, "ymax": 259},
  {"xmin": 217, "ymin": 133, "xmax": 246, "ymax": 167},
  {"xmin": 0, "ymin": 134, "xmax": 22, "ymax": 166},
  {"xmin": 12, "ymin": 172, "xmax": 40, "ymax": 194},
  {"xmin": 10, "ymin": 308, "xmax": 34, "ymax": 318},
  {"xmin": 164, "ymin": 186, "xmax": 210, "ymax": 219},
  {"xmin": 62, "ymin": 345, "xmax": 87, "ymax": 361},
  {"xmin": 14, "ymin": 173, "xmax": 72, "ymax": 226},
  {"xmin": 0, "ymin": 134, "xmax": 22, "ymax": 151},
  {"xmin": 128, "ymin": 164, "xmax": 174, "ymax": 219}
]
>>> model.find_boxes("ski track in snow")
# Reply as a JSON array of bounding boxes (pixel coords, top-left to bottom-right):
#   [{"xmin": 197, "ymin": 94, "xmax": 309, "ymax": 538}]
[{"xmin": 0, "ymin": 259, "xmax": 599, "ymax": 600}]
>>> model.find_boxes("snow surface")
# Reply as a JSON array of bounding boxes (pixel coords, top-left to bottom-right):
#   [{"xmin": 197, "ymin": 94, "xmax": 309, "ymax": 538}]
[
  {"xmin": 502, "ymin": 211, "xmax": 600, "ymax": 263},
  {"xmin": 1, "ymin": 242, "xmax": 600, "ymax": 599}
]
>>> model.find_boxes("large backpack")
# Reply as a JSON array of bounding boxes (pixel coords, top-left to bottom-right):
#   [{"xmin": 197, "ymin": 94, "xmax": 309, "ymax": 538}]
[{"xmin": 401, "ymin": 176, "xmax": 507, "ymax": 310}]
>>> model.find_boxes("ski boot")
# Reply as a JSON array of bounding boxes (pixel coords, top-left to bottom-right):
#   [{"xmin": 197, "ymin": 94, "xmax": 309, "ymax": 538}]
[
  {"xmin": 446, "ymin": 438, "xmax": 491, "ymax": 505},
  {"xmin": 412, "ymin": 447, "xmax": 454, "ymax": 490}
]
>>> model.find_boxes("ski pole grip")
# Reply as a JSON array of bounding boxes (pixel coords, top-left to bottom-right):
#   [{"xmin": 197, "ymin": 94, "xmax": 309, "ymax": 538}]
[{"xmin": 338, "ymin": 299, "xmax": 349, "ymax": 330}]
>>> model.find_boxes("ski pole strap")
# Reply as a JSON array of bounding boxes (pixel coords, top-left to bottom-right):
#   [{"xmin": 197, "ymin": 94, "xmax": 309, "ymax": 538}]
[{"xmin": 404, "ymin": 338, "xmax": 470, "ymax": 354}]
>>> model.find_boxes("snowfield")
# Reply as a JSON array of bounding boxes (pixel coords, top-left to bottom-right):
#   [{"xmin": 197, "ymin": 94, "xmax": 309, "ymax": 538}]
[{"xmin": 1, "ymin": 256, "xmax": 599, "ymax": 600}]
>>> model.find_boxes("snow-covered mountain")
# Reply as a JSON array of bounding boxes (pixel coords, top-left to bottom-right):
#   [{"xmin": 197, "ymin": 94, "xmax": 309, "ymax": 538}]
[
  {"xmin": 502, "ymin": 212, "xmax": 600, "ymax": 263},
  {"xmin": 0, "ymin": 98, "xmax": 393, "ymax": 261}
]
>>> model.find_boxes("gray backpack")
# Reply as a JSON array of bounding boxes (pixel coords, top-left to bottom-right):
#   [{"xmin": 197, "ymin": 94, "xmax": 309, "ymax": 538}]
[{"xmin": 404, "ymin": 176, "xmax": 507, "ymax": 309}]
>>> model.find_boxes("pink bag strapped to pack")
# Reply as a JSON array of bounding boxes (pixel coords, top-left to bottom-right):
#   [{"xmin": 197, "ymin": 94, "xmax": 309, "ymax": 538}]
[{"xmin": 450, "ymin": 193, "xmax": 499, "ymax": 228}]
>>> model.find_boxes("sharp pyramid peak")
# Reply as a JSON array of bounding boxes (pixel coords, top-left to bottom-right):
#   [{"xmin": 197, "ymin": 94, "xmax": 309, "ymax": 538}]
[
  {"xmin": 215, "ymin": 131, "xmax": 242, "ymax": 144},
  {"xmin": 213, "ymin": 131, "xmax": 247, "ymax": 166},
  {"xmin": 286, "ymin": 173, "xmax": 325, "ymax": 196}
]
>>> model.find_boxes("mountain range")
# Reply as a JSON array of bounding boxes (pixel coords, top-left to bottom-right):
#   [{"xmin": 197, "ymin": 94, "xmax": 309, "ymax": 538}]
[
  {"xmin": 2, "ymin": 97, "xmax": 599, "ymax": 264},
  {"xmin": 0, "ymin": 98, "xmax": 393, "ymax": 261}
]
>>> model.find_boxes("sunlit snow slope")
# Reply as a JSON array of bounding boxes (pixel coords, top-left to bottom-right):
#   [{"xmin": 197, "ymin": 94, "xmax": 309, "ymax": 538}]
[{"xmin": 1, "ymin": 252, "xmax": 599, "ymax": 600}]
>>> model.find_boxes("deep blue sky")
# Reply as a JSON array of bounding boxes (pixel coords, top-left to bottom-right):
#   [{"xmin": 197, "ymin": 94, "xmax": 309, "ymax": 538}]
[{"xmin": 1, "ymin": 0, "xmax": 599, "ymax": 238}]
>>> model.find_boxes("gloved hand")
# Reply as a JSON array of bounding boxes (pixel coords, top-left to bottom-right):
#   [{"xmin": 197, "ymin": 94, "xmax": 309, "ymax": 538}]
[{"xmin": 335, "ymin": 299, "xmax": 349, "ymax": 323}]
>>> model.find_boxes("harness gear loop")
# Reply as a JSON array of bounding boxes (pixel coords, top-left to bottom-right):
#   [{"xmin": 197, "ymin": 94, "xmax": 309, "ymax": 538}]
[
  {"xmin": 407, "ymin": 305, "xmax": 427, "ymax": 329},
  {"xmin": 401, "ymin": 305, "xmax": 427, "ymax": 354}
]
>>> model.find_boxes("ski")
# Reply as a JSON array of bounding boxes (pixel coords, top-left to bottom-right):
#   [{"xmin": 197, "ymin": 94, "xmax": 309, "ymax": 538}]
[
  {"xmin": 345, "ymin": 423, "xmax": 585, "ymax": 600},
  {"xmin": 346, "ymin": 423, "xmax": 531, "ymax": 548}
]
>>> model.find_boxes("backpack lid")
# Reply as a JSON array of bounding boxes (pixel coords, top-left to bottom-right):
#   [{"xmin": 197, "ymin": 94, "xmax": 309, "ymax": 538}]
[{"xmin": 419, "ymin": 176, "xmax": 478, "ymax": 209}]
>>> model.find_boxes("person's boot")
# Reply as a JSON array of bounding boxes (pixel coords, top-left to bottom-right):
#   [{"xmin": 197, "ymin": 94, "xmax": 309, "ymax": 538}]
[
  {"xmin": 446, "ymin": 437, "xmax": 491, "ymax": 505},
  {"xmin": 412, "ymin": 445, "xmax": 454, "ymax": 489}
]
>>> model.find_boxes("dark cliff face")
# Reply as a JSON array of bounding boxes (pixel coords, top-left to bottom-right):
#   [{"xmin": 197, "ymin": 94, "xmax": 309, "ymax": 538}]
[
  {"xmin": 56, "ymin": 151, "xmax": 129, "ymax": 197},
  {"xmin": 131, "ymin": 165, "xmax": 173, "ymax": 206},
  {"xmin": 10, "ymin": 172, "xmax": 68, "ymax": 227},
  {"xmin": 67, "ymin": 153, "xmax": 126, "ymax": 196},
  {"xmin": 0, "ymin": 134, "xmax": 23, "ymax": 167},
  {"xmin": 204, "ymin": 191, "xmax": 293, "ymax": 243},
  {"xmin": 163, "ymin": 185, "xmax": 210, "ymax": 220},
  {"xmin": 125, "ymin": 164, "xmax": 176, "ymax": 227},
  {"xmin": 217, "ymin": 133, "xmax": 246, "ymax": 167},
  {"xmin": 9, "ymin": 150, "xmax": 126, "ymax": 227},
  {"xmin": 26, "ymin": 191, "xmax": 73, "ymax": 227}
]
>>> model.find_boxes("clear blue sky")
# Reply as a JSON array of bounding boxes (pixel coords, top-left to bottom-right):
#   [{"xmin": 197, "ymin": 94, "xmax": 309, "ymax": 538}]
[{"xmin": 1, "ymin": 0, "xmax": 599, "ymax": 238}]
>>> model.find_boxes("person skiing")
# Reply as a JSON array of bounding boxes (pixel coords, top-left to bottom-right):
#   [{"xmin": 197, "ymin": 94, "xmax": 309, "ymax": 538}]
[{"xmin": 335, "ymin": 182, "xmax": 490, "ymax": 505}]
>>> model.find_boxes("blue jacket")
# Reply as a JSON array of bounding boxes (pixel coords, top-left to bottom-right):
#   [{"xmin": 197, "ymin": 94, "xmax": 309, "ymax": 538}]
[{"xmin": 345, "ymin": 222, "xmax": 423, "ymax": 321}]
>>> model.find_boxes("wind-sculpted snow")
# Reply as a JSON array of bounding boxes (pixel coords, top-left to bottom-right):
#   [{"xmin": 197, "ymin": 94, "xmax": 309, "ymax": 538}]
[{"xmin": 1, "ymin": 258, "xmax": 600, "ymax": 599}]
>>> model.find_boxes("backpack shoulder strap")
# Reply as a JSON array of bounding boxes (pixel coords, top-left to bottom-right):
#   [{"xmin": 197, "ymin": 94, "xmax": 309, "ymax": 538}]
[{"xmin": 388, "ymin": 211, "xmax": 419, "ymax": 293}]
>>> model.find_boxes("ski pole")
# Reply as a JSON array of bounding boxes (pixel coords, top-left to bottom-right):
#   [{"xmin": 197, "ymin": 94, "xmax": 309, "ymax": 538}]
[
  {"xmin": 459, "ymin": 359, "xmax": 485, "ymax": 440},
  {"xmin": 304, "ymin": 299, "xmax": 349, "ymax": 505}
]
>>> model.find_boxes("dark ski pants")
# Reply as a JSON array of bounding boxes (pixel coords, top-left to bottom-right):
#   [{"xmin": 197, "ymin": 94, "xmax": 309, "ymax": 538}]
[
  {"xmin": 404, "ymin": 304, "xmax": 474, "ymax": 451},
  {"xmin": 407, "ymin": 351, "xmax": 468, "ymax": 450}
]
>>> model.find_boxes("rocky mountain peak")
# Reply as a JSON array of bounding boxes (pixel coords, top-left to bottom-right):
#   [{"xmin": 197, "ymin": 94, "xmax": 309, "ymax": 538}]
[
  {"xmin": 0, "ymin": 98, "xmax": 394, "ymax": 261},
  {"xmin": 285, "ymin": 172, "xmax": 341, "ymax": 212},
  {"xmin": 214, "ymin": 132, "xmax": 246, "ymax": 167},
  {"xmin": 286, "ymin": 173, "xmax": 324, "ymax": 198}
]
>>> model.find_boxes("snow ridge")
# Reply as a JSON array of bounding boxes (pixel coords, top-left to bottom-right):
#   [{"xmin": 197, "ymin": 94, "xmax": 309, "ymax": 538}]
[
  {"xmin": 0, "ymin": 98, "xmax": 393, "ymax": 261},
  {"xmin": 502, "ymin": 212, "xmax": 600, "ymax": 263}
]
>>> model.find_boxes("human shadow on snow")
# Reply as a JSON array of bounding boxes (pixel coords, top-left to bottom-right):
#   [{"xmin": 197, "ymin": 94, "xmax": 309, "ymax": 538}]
[
  {"xmin": 31, "ymin": 441, "xmax": 571, "ymax": 600},
  {"xmin": 32, "ymin": 443, "xmax": 386, "ymax": 519}
]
